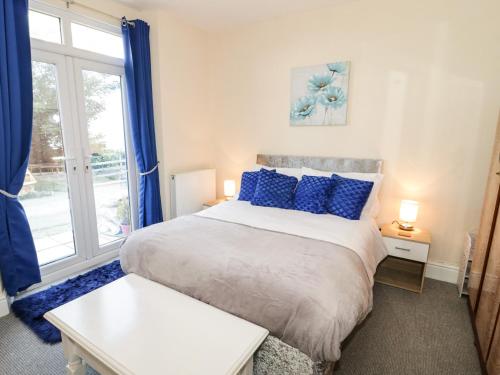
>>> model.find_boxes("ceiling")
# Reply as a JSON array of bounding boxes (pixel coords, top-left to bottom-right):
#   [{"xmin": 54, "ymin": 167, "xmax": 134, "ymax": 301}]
[{"xmin": 117, "ymin": 0, "xmax": 341, "ymax": 31}]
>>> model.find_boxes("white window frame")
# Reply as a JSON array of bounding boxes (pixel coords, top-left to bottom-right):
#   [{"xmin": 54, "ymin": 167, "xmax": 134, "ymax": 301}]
[
  {"xmin": 29, "ymin": 49, "xmax": 89, "ymax": 273},
  {"xmin": 72, "ymin": 58, "xmax": 138, "ymax": 258},
  {"xmin": 28, "ymin": 0, "xmax": 138, "ymax": 282},
  {"xmin": 30, "ymin": 0, "xmax": 123, "ymax": 67}
]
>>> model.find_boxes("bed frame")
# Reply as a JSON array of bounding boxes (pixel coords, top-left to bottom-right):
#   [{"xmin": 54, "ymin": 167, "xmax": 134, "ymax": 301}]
[
  {"xmin": 253, "ymin": 154, "xmax": 383, "ymax": 375},
  {"xmin": 257, "ymin": 154, "xmax": 383, "ymax": 174}
]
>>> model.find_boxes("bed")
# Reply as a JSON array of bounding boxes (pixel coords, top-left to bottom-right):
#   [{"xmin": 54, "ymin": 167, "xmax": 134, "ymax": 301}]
[{"xmin": 119, "ymin": 154, "xmax": 387, "ymax": 375}]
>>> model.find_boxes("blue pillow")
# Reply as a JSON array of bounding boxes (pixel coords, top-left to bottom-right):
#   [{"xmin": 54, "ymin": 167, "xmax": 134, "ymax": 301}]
[
  {"xmin": 327, "ymin": 174, "xmax": 374, "ymax": 220},
  {"xmin": 294, "ymin": 175, "xmax": 333, "ymax": 214},
  {"xmin": 238, "ymin": 169, "xmax": 276, "ymax": 201},
  {"xmin": 251, "ymin": 169, "xmax": 298, "ymax": 209},
  {"xmin": 238, "ymin": 171, "xmax": 260, "ymax": 201}
]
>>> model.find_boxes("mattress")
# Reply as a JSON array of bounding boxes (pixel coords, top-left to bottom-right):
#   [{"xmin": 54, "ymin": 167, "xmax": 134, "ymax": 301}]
[{"xmin": 119, "ymin": 200, "xmax": 386, "ymax": 363}]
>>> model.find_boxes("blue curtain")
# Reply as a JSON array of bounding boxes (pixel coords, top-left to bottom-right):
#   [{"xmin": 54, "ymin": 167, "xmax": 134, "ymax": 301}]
[
  {"xmin": 0, "ymin": 0, "xmax": 41, "ymax": 296},
  {"xmin": 122, "ymin": 19, "xmax": 163, "ymax": 227}
]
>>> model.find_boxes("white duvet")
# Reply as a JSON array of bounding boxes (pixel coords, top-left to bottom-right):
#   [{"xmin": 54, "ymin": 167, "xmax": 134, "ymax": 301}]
[{"xmin": 196, "ymin": 199, "xmax": 387, "ymax": 283}]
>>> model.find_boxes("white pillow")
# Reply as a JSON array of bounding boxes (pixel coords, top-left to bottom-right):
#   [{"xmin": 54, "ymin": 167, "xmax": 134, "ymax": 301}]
[
  {"xmin": 301, "ymin": 167, "xmax": 384, "ymax": 218},
  {"xmin": 254, "ymin": 164, "xmax": 303, "ymax": 179}
]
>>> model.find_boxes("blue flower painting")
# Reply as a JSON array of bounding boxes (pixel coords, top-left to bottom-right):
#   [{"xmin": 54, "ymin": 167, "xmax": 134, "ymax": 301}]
[
  {"xmin": 290, "ymin": 96, "xmax": 317, "ymax": 120},
  {"xmin": 290, "ymin": 61, "xmax": 350, "ymax": 126}
]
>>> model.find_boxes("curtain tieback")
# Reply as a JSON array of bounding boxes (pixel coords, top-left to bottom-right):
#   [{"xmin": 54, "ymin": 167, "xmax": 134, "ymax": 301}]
[
  {"xmin": 139, "ymin": 162, "xmax": 159, "ymax": 176},
  {"xmin": 0, "ymin": 189, "xmax": 17, "ymax": 199}
]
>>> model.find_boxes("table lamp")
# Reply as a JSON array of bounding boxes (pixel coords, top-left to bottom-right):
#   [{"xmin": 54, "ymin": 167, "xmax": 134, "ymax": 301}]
[
  {"xmin": 398, "ymin": 200, "xmax": 419, "ymax": 231},
  {"xmin": 223, "ymin": 180, "xmax": 236, "ymax": 200}
]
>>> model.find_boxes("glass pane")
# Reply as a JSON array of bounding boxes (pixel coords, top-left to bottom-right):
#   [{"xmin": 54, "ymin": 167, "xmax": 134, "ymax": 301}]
[
  {"xmin": 20, "ymin": 61, "xmax": 76, "ymax": 266},
  {"xmin": 29, "ymin": 10, "xmax": 62, "ymax": 44},
  {"xmin": 81, "ymin": 70, "xmax": 131, "ymax": 246},
  {"xmin": 71, "ymin": 23, "xmax": 124, "ymax": 59}
]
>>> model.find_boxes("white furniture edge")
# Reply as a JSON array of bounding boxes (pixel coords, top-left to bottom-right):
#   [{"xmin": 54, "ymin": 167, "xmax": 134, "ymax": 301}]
[
  {"xmin": 0, "ymin": 276, "xmax": 9, "ymax": 318},
  {"xmin": 0, "ymin": 291, "xmax": 9, "ymax": 318},
  {"xmin": 56, "ymin": 329, "xmax": 262, "ymax": 375},
  {"xmin": 47, "ymin": 302, "xmax": 267, "ymax": 375},
  {"xmin": 45, "ymin": 274, "xmax": 268, "ymax": 375},
  {"xmin": 53, "ymin": 320, "xmax": 132, "ymax": 375},
  {"xmin": 425, "ymin": 261, "xmax": 459, "ymax": 284}
]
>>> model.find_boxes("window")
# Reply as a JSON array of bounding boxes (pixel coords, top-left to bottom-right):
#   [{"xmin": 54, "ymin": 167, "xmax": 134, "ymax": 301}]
[
  {"xmin": 21, "ymin": 60, "xmax": 75, "ymax": 265},
  {"xmin": 25, "ymin": 3, "xmax": 136, "ymax": 274},
  {"xmin": 81, "ymin": 69, "xmax": 131, "ymax": 246},
  {"xmin": 28, "ymin": 7, "xmax": 123, "ymax": 59},
  {"xmin": 71, "ymin": 23, "xmax": 124, "ymax": 58},
  {"xmin": 29, "ymin": 10, "xmax": 62, "ymax": 44}
]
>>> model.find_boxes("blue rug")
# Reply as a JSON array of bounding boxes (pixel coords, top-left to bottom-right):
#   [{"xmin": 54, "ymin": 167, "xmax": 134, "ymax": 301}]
[{"xmin": 11, "ymin": 260, "xmax": 125, "ymax": 344}]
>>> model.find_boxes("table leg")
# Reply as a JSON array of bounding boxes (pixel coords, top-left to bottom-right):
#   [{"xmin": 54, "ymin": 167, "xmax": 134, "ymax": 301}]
[{"xmin": 62, "ymin": 333, "xmax": 85, "ymax": 375}]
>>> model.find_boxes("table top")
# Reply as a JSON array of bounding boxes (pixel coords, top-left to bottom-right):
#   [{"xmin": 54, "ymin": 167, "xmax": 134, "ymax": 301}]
[
  {"xmin": 381, "ymin": 223, "xmax": 431, "ymax": 244},
  {"xmin": 203, "ymin": 198, "xmax": 227, "ymax": 207},
  {"xmin": 45, "ymin": 274, "xmax": 268, "ymax": 375}
]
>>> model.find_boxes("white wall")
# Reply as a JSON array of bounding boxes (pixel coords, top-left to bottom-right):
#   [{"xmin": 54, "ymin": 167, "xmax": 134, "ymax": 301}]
[
  {"xmin": 208, "ymin": 0, "xmax": 500, "ymax": 267},
  {"xmin": 144, "ymin": 10, "xmax": 215, "ymax": 218}
]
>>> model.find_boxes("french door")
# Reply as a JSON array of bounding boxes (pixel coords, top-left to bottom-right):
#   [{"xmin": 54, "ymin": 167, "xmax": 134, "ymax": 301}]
[
  {"xmin": 73, "ymin": 59, "xmax": 137, "ymax": 257},
  {"xmin": 20, "ymin": 49, "xmax": 136, "ymax": 276}
]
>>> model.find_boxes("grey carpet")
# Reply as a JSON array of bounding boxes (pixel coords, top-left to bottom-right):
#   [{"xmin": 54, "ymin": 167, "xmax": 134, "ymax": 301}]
[{"xmin": 0, "ymin": 279, "xmax": 481, "ymax": 375}]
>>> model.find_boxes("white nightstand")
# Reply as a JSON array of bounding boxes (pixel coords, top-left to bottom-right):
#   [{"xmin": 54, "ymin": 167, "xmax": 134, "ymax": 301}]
[
  {"xmin": 202, "ymin": 198, "xmax": 226, "ymax": 210},
  {"xmin": 375, "ymin": 223, "xmax": 431, "ymax": 293}
]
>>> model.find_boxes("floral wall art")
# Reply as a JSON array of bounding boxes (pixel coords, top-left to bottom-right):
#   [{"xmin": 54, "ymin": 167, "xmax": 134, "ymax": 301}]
[{"xmin": 290, "ymin": 61, "xmax": 350, "ymax": 126}]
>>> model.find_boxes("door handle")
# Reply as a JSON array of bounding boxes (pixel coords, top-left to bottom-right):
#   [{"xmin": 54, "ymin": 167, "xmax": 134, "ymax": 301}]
[
  {"xmin": 84, "ymin": 155, "xmax": 92, "ymax": 173},
  {"xmin": 61, "ymin": 157, "xmax": 78, "ymax": 172}
]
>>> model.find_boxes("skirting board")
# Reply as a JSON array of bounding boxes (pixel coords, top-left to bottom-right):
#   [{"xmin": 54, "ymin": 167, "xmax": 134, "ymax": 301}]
[{"xmin": 425, "ymin": 261, "xmax": 459, "ymax": 284}]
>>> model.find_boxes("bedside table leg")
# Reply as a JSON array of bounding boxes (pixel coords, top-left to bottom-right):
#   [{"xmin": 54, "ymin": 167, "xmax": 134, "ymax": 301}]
[{"xmin": 419, "ymin": 263, "xmax": 427, "ymax": 293}]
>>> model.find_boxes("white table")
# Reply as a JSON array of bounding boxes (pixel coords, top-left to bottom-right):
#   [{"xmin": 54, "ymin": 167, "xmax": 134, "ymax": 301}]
[{"xmin": 45, "ymin": 274, "xmax": 268, "ymax": 375}]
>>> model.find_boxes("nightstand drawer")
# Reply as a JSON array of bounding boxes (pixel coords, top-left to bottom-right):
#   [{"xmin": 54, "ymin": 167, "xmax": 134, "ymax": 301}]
[{"xmin": 383, "ymin": 237, "xmax": 429, "ymax": 263}]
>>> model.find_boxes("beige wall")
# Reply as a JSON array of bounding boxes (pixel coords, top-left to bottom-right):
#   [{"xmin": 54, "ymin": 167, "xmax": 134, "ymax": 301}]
[
  {"xmin": 209, "ymin": 0, "xmax": 500, "ymax": 267},
  {"xmin": 144, "ymin": 10, "xmax": 214, "ymax": 218}
]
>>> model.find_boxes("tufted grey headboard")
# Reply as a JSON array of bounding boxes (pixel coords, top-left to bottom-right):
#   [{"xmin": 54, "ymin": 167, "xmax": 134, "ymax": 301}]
[{"xmin": 256, "ymin": 154, "xmax": 383, "ymax": 173}]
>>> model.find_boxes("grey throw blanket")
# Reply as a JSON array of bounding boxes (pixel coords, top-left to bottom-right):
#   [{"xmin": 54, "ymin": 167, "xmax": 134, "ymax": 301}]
[{"xmin": 120, "ymin": 215, "xmax": 373, "ymax": 362}]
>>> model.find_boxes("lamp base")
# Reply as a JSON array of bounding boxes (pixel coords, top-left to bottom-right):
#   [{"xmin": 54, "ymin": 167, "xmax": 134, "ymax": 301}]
[{"xmin": 398, "ymin": 222, "xmax": 414, "ymax": 231}]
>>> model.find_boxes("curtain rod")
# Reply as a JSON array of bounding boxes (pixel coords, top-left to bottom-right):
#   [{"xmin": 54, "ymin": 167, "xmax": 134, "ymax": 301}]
[{"xmin": 63, "ymin": 0, "xmax": 134, "ymax": 26}]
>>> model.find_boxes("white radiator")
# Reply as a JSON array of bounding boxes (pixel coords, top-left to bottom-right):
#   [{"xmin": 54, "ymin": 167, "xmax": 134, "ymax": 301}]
[{"xmin": 170, "ymin": 169, "xmax": 216, "ymax": 218}]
